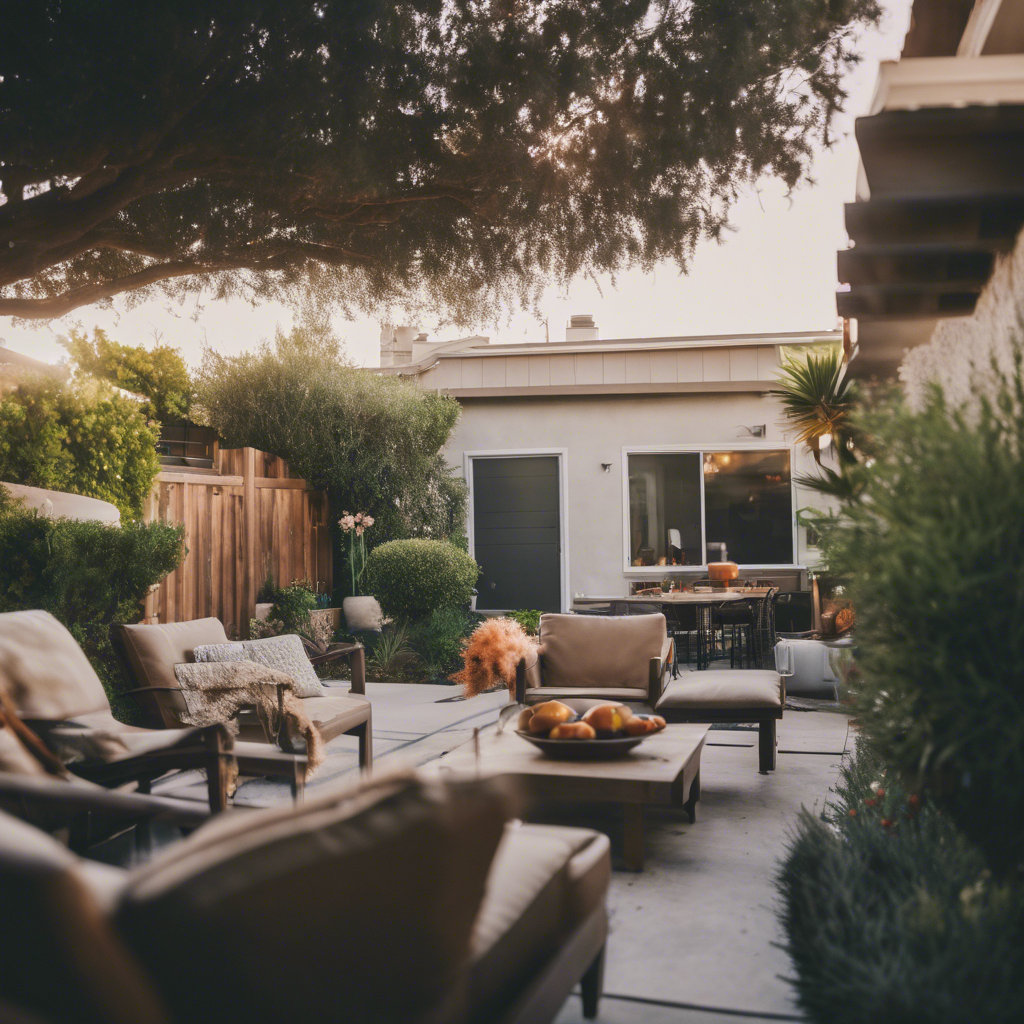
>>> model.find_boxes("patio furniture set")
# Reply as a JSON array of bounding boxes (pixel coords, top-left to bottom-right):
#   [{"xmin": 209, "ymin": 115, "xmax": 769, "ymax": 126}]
[{"xmin": 0, "ymin": 603, "xmax": 787, "ymax": 1024}]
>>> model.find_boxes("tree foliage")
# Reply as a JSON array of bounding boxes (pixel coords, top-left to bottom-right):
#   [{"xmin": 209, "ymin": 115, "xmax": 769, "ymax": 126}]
[
  {"xmin": 194, "ymin": 326, "xmax": 467, "ymax": 543},
  {"xmin": 0, "ymin": 372, "xmax": 161, "ymax": 519},
  {"xmin": 0, "ymin": 0, "xmax": 880, "ymax": 321},
  {"xmin": 807, "ymin": 353, "xmax": 1024, "ymax": 875},
  {"xmin": 59, "ymin": 328, "xmax": 193, "ymax": 424}
]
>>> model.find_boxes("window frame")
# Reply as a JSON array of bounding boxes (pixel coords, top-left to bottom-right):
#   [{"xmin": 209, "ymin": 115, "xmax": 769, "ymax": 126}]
[{"xmin": 620, "ymin": 443, "xmax": 801, "ymax": 573}]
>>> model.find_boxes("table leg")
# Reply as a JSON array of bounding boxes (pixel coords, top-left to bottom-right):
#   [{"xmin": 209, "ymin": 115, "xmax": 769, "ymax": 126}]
[
  {"xmin": 671, "ymin": 766, "xmax": 700, "ymax": 823},
  {"xmin": 623, "ymin": 803, "xmax": 645, "ymax": 871}
]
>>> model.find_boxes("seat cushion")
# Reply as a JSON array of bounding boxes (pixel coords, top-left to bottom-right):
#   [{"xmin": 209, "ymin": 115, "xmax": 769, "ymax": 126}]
[
  {"xmin": 524, "ymin": 686, "xmax": 650, "ymax": 704},
  {"xmin": 469, "ymin": 823, "xmax": 610, "ymax": 1019},
  {"xmin": 0, "ymin": 809, "xmax": 170, "ymax": 1024},
  {"xmin": 656, "ymin": 670, "xmax": 782, "ymax": 710},
  {"xmin": 538, "ymin": 613, "xmax": 667, "ymax": 691},
  {"xmin": 0, "ymin": 610, "xmax": 110, "ymax": 720},
  {"xmin": 116, "ymin": 619, "xmax": 230, "ymax": 726},
  {"xmin": 298, "ymin": 692, "xmax": 370, "ymax": 741},
  {"xmin": 115, "ymin": 773, "xmax": 515, "ymax": 1024}
]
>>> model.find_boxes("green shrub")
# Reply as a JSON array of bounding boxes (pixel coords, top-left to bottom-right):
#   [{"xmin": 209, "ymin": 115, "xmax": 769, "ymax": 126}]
[
  {"xmin": 778, "ymin": 741, "xmax": 1024, "ymax": 1024},
  {"xmin": 363, "ymin": 539, "xmax": 479, "ymax": 621},
  {"xmin": 0, "ymin": 372, "xmax": 161, "ymax": 520},
  {"xmin": 807, "ymin": 351, "xmax": 1024, "ymax": 875},
  {"xmin": 268, "ymin": 579, "xmax": 318, "ymax": 634},
  {"xmin": 196, "ymin": 326, "xmax": 468, "ymax": 546},
  {"xmin": 505, "ymin": 609, "xmax": 542, "ymax": 635},
  {"xmin": 407, "ymin": 607, "xmax": 480, "ymax": 682},
  {"xmin": 0, "ymin": 488, "xmax": 185, "ymax": 719}
]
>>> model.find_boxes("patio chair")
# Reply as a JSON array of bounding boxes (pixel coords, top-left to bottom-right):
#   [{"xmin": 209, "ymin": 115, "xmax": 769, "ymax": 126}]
[
  {"xmin": 0, "ymin": 611, "xmax": 309, "ymax": 806},
  {"xmin": 514, "ymin": 612, "xmax": 674, "ymax": 705},
  {"xmin": 0, "ymin": 772, "xmax": 611, "ymax": 1024},
  {"xmin": 112, "ymin": 616, "xmax": 372, "ymax": 771}
]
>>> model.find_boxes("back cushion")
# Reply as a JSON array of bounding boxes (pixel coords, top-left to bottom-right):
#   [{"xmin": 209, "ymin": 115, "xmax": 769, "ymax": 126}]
[
  {"xmin": 195, "ymin": 634, "xmax": 324, "ymax": 698},
  {"xmin": 539, "ymin": 612, "xmax": 667, "ymax": 690},
  {"xmin": 0, "ymin": 610, "xmax": 109, "ymax": 720},
  {"xmin": 0, "ymin": 810, "xmax": 171, "ymax": 1024},
  {"xmin": 116, "ymin": 774, "xmax": 515, "ymax": 1024},
  {"xmin": 116, "ymin": 618, "xmax": 230, "ymax": 726}
]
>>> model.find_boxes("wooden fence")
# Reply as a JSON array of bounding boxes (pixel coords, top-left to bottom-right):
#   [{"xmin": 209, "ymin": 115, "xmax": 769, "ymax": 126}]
[{"xmin": 143, "ymin": 446, "xmax": 332, "ymax": 637}]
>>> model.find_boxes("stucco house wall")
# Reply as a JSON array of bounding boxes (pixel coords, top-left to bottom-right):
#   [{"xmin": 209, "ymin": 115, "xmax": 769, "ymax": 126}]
[{"xmin": 445, "ymin": 390, "xmax": 829, "ymax": 604}]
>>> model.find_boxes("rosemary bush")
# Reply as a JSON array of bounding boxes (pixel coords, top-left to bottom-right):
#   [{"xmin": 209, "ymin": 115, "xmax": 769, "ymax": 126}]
[
  {"xmin": 808, "ymin": 354, "xmax": 1024, "ymax": 875},
  {"xmin": 779, "ymin": 741, "xmax": 1024, "ymax": 1024}
]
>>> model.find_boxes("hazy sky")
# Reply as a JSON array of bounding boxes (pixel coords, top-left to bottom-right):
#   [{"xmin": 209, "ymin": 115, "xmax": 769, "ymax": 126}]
[{"xmin": 1, "ymin": 0, "xmax": 912, "ymax": 370}]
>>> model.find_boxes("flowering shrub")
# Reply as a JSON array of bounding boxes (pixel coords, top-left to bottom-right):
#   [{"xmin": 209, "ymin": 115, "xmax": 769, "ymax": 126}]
[{"xmin": 362, "ymin": 539, "xmax": 479, "ymax": 621}]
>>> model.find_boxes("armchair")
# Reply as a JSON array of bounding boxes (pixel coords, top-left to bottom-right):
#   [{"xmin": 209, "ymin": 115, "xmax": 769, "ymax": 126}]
[{"xmin": 514, "ymin": 613, "xmax": 673, "ymax": 706}]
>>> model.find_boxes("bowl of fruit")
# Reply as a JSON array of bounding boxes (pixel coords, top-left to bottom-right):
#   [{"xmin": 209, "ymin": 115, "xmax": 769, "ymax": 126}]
[{"xmin": 514, "ymin": 699, "xmax": 666, "ymax": 759}]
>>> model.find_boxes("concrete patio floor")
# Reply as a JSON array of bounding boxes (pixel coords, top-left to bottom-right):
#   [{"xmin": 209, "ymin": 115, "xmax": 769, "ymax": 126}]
[{"xmin": 158, "ymin": 678, "xmax": 850, "ymax": 1023}]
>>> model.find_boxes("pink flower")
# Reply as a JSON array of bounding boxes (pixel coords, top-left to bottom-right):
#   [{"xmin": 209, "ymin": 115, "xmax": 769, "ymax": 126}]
[
  {"xmin": 338, "ymin": 514, "xmax": 356, "ymax": 532},
  {"xmin": 362, "ymin": 515, "xmax": 374, "ymax": 527},
  {"xmin": 355, "ymin": 524, "xmax": 364, "ymax": 536},
  {"xmin": 355, "ymin": 512, "xmax": 363, "ymax": 523}
]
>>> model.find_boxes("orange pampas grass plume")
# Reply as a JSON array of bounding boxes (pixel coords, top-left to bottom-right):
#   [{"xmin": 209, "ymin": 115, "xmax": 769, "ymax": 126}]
[{"xmin": 451, "ymin": 617, "xmax": 537, "ymax": 698}]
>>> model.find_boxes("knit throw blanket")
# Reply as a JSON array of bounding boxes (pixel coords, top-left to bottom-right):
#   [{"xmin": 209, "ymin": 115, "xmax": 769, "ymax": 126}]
[{"xmin": 173, "ymin": 661, "xmax": 325, "ymax": 775}]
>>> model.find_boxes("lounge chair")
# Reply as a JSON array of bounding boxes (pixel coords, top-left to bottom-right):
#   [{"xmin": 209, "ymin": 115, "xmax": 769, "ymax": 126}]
[
  {"xmin": 515, "ymin": 612, "xmax": 785, "ymax": 772},
  {"xmin": 0, "ymin": 772, "xmax": 610, "ymax": 1024},
  {"xmin": 111, "ymin": 616, "xmax": 372, "ymax": 771},
  {"xmin": 0, "ymin": 611, "xmax": 308, "ymax": 806}
]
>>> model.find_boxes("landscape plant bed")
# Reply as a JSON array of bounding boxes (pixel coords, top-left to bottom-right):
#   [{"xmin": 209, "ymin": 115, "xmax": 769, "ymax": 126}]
[{"xmin": 778, "ymin": 740, "xmax": 1024, "ymax": 1024}]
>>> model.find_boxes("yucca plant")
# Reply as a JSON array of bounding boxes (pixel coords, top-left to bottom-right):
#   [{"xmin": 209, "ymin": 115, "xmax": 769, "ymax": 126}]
[{"xmin": 771, "ymin": 347, "xmax": 857, "ymax": 462}]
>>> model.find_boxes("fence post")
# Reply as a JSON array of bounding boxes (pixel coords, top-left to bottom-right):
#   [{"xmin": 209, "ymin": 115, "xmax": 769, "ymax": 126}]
[{"xmin": 243, "ymin": 447, "xmax": 257, "ymax": 636}]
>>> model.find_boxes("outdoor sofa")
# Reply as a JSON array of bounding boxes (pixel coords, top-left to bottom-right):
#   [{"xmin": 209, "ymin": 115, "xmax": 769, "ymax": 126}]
[
  {"xmin": 112, "ymin": 615, "xmax": 372, "ymax": 772},
  {"xmin": 516, "ymin": 612, "xmax": 785, "ymax": 772},
  {"xmin": 0, "ymin": 772, "xmax": 610, "ymax": 1024}
]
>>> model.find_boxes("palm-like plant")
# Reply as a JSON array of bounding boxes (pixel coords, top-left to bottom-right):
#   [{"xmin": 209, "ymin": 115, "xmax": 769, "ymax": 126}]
[{"xmin": 771, "ymin": 348, "xmax": 856, "ymax": 465}]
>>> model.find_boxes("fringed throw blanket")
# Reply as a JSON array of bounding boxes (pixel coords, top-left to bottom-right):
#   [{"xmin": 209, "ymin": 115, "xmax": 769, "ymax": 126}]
[{"xmin": 173, "ymin": 661, "xmax": 325, "ymax": 775}]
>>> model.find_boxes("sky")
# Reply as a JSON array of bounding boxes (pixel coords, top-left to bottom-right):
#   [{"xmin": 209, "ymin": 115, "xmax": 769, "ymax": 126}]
[{"xmin": 0, "ymin": 0, "xmax": 913, "ymax": 371}]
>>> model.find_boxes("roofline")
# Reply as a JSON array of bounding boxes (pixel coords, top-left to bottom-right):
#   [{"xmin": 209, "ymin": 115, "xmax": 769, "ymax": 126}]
[{"xmin": 374, "ymin": 329, "xmax": 842, "ymax": 374}]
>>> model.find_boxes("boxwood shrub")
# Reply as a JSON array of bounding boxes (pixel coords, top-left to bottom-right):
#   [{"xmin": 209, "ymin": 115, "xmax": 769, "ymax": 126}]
[{"xmin": 363, "ymin": 539, "xmax": 479, "ymax": 621}]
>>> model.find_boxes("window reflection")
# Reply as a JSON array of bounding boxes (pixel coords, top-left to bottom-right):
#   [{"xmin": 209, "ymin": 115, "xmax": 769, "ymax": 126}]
[
  {"xmin": 626, "ymin": 450, "xmax": 793, "ymax": 567},
  {"xmin": 703, "ymin": 450, "xmax": 793, "ymax": 564},
  {"xmin": 628, "ymin": 453, "xmax": 702, "ymax": 566}
]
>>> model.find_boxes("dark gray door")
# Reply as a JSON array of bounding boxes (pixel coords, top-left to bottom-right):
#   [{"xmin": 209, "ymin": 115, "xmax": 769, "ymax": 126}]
[{"xmin": 473, "ymin": 456, "xmax": 561, "ymax": 612}]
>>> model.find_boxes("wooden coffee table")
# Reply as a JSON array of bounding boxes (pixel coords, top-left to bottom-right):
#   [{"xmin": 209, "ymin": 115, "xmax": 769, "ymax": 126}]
[{"xmin": 429, "ymin": 723, "xmax": 708, "ymax": 870}]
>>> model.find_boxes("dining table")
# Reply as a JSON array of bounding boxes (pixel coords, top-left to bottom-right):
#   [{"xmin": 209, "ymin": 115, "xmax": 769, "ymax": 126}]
[{"xmin": 572, "ymin": 588, "xmax": 773, "ymax": 670}]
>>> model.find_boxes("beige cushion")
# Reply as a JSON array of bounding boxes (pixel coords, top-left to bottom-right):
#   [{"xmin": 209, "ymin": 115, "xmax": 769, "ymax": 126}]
[
  {"xmin": 195, "ymin": 634, "xmax": 325, "ymax": 698},
  {"xmin": 656, "ymin": 670, "xmax": 782, "ymax": 710},
  {"xmin": 538, "ymin": 613, "xmax": 667, "ymax": 691},
  {"xmin": 115, "ymin": 773, "xmax": 515, "ymax": 1024},
  {"xmin": 116, "ymin": 619, "xmax": 230, "ymax": 725},
  {"xmin": 469, "ymin": 823, "xmax": 610, "ymax": 1019},
  {"xmin": 0, "ymin": 809, "xmax": 171, "ymax": 1024},
  {"xmin": 524, "ymin": 686, "xmax": 650, "ymax": 704},
  {"xmin": 299, "ymin": 692, "xmax": 371, "ymax": 741},
  {"xmin": 0, "ymin": 610, "xmax": 110, "ymax": 720}
]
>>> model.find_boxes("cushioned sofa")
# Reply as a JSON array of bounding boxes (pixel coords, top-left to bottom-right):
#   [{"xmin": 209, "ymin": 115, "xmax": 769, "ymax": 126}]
[
  {"xmin": 0, "ymin": 773, "xmax": 610, "ymax": 1024},
  {"xmin": 113, "ymin": 617, "xmax": 372, "ymax": 770}
]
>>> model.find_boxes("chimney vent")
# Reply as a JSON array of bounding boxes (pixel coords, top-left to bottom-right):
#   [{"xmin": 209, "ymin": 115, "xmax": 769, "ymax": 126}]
[
  {"xmin": 379, "ymin": 324, "xmax": 417, "ymax": 366},
  {"xmin": 565, "ymin": 314, "xmax": 599, "ymax": 343}
]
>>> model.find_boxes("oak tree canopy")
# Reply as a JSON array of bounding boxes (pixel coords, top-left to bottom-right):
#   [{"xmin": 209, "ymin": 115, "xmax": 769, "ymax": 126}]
[{"xmin": 0, "ymin": 0, "xmax": 880, "ymax": 322}]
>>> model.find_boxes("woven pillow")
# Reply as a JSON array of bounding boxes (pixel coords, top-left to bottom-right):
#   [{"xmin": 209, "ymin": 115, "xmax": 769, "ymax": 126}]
[{"xmin": 194, "ymin": 635, "xmax": 323, "ymax": 698}]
